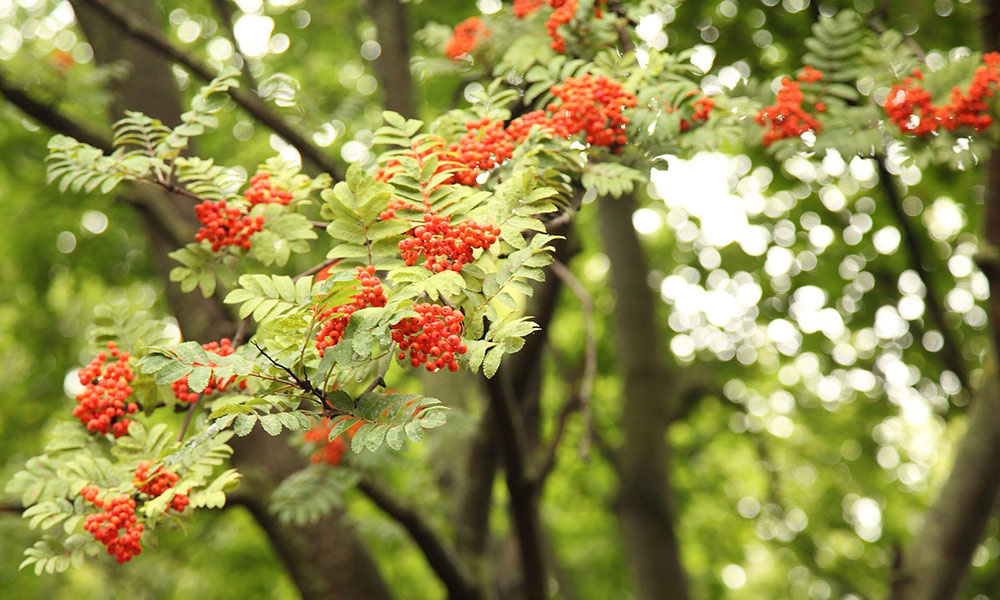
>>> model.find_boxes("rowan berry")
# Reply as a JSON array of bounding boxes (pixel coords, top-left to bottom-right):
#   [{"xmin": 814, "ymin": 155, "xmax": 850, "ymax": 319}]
[
  {"xmin": 884, "ymin": 53, "xmax": 1000, "ymax": 136},
  {"xmin": 243, "ymin": 172, "xmax": 293, "ymax": 206},
  {"xmin": 513, "ymin": 0, "xmax": 544, "ymax": 18},
  {"xmin": 546, "ymin": 0, "xmax": 578, "ymax": 53},
  {"xmin": 755, "ymin": 73, "xmax": 823, "ymax": 146},
  {"xmin": 81, "ymin": 488, "xmax": 143, "ymax": 563},
  {"xmin": 547, "ymin": 75, "xmax": 637, "ymax": 151},
  {"xmin": 303, "ymin": 418, "xmax": 363, "ymax": 465},
  {"xmin": 315, "ymin": 266, "xmax": 388, "ymax": 356},
  {"xmin": 170, "ymin": 338, "xmax": 248, "ymax": 403},
  {"xmin": 73, "ymin": 342, "xmax": 138, "ymax": 438},
  {"xmin": 398, "ymin": 213, "xmax": 499, "ymax": 272},
  {"xmin": 194, "ymin": 200, "xmax": 264, "ymax": 252},
  {"xmin": 447, "ymin": 119, "xmax": 515, "ymax": 186},
  {"xmin": 391, "ymin": 303, "xmax": 467, "ymax": 372},
  {"xmin": 445, "ymin": 17, "xmax": 489, "ymax": 60},
  {"xmin": 133, "ymin": 461, "xmax": 180, "ymax": 498}
]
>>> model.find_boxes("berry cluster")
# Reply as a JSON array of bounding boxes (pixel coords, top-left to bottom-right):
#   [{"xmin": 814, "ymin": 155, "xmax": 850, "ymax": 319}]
[
  {"xmin": 445, "ymin": 17, "xmax": 489, "ymax": 60},
  {"xmin": 171, "ymin": 338, "xmax": 247, "ymax": 403},
  {"xmin": 375, "ymin": 77, "xmax": 634, "ymax": 190},
  {"xmin": 133, "ymin": 461, "xmax": 190, "ymax": 512},
  {"xmin": 884, "ymin": 54, "xmax": 1000, "ymax": 136},
  {"xmin": 315, "ymin": 266, "xmax": 388, "ymax": 356},
  {"xmin": 80, "ymin": 487, "xmax": 143, "ymax": 563},
  {"xmin": 505, "ymin": 109, "xmax": 554, "ymax": 141},
  {"xmin": 391, "ymin": 303, "xmax": 467, "ymax": 372},
  {"xmin": 303, "ymin": 419, "xmax": 363, "ymax": 466},
  {"xmin": 548, "ymin": 75, "xmax": 637, "ymax": 150},
  {"xmin": 448, "ymin": 119, "xmax": 516, "ymax": 186},
  {"xmin": 379, "ymin": 197, "xmax": 422, "ymax": 221},
  {"xmin": 755, "ymin": 68, "xmax": 825, "ymax": 146},
  {"xmin": 513, "ymin": 0, "xmax": 544, "ymax": 18},
  {"xmin": 398, "ymin": 213, "xmax": 500, "ymax": 272},
  {"xmin": 74, "ymin": 342, "xmax": 138, "ymax": 438},
  {"xmin": 679, "ymin": 95, "xmax": 716, "ymax": 132},
  {"xmin": 243, "ymin": 172, "xmax": 293, "ymax": 206},
  {"xmin": 194, "ymin": 199, "xmax": 264, "ymax": 252},
  {"xmin": 546, "ymin": 0, "xmax": 579, "ymax": 53}
]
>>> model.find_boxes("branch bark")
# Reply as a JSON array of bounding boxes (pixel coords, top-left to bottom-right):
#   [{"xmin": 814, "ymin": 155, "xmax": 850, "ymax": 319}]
[
  {"xmin": 876, "ymin": 157, "xmax": 969, "ymax": 391},
  {"xmin": 597, "ymin": 193, "xmax": 690, "ymax": 600},
  {"xmin": 358, "ymin": 477, "xmax": 481, "ymax": 600},
  {"xmin": 364, "ymin": 0, "xmax": 416, "ymax": 118},
  {"xmin": 0, "ymin": 70, "xmax": 111, "ymax": 151},
  {"xmin": 890, "ymin": 4, "xmax": 1000, "ymax": 597},
  {"xmin": 74, "ymin": 0, "xmax": 343, "ymax": 179},
  {"xmin": 66, "ymin": 2, "xmax": 393, "ymax": 598}
]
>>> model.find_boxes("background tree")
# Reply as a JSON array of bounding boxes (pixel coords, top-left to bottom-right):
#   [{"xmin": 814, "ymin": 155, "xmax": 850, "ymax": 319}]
[{"xmin": 2, "ymin": 1, "xmax": 1000, "ymax": 600}]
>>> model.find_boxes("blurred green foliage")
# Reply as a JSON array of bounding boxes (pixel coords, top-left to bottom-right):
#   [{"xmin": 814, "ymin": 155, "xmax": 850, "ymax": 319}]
[{"xmin": 3, "ymin": 0, "xmax": 1000, "ymax": 598}]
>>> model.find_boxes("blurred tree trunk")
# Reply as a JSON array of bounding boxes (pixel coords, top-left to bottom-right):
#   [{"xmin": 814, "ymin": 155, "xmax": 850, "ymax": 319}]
[
  {"xmin": 364, "ymin": 0, "xmax": 416, "ymax": 118},
  {"xmin": 598, "ymin": 194, "xmax": 690, "ymax": 600},
  {"xmin": 68, "ymin": 2, "xmax": 393, "ymax": 598},
  {"xmin": 890, "ymin": 2, "xmax": 1000, "ymax": 597}
]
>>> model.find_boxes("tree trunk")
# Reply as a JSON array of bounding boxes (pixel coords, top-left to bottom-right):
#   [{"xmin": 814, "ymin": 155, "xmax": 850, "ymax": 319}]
[
  {"xmin": 597, "ymin": 194, "xmax": 690, "ymax": 600},
  {"xmin": 364, "ymin": 0, "xmax": 416, "ymax": 118},
  {"xmin": 69, "ymin": 2, "xmax": 393, "ymax": 598},
  {"xmin": 891, "ymin": 2, "xmax": 1000, "ymax": 597}
]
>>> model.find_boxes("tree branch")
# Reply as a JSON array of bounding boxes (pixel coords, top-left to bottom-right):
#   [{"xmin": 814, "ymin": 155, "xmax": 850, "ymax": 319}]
[
  {"xmin": 208, "ymin": 0, "xmax": 260, "ymax": 92},
  {"xmin": 482, "ymin": 373, "xmax": 547, "ymax": 600},
  {"xmin": 549, "ymin": 259, "xmax": 596, "ymax": 457},
  {"xmin": 876, "ymin": 157, "xmax": 969, "ymax": 391},
  {"xmin": 75, "ymin": 0, "xmax": 343, "ymax": 179},
  {"xmin": 0, "ymin": 69, "xmax": 111, "ymax": 151},
  {"xmin": 357, "ymin": 477, "xmax": 481, "ymax": 600}
]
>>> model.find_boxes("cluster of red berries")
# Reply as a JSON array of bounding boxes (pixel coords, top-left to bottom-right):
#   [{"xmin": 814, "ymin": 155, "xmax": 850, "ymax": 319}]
[
  {"xmin": 133, "ymin": 461, "xmax": 189, "ymax": 512},
  {"xmin": 445, "ymin": 17, "xmax": 489, "ymax": 60},
  {"xmin": 755, "ymin": 67, "xmax": 825, "ymax": 146},
  {"xmin": 398, "ymin": 213, "xmax": 500, "ymax": 272},
  {"xmin": 303, "ymin": 419, "xmax": 363, "ymax": 465},
  {"xmin": 243, "ymin": 172, "xmax": 293, "ymax": 206},
  {"xmin": 884, "ymin": 53, "xmax": 1000, "ymax": 136},
  {"xmin": 315, "ymin": 266, "xmax": 388, "ymax": 356},
  {"xmin": 505, "ymin": 109, "xmax": 553, "ymax": 141},
  {"xmin": 378, "ymin": 197, "xmax": 422, "ymax": 221},
  {"xmin": 448, "ymin": 119, "xmax": 516, "ymax": 185},
  {"xmin": 171, "ymin": 338, "xmax": 247, "ymax": 403},
  {"xmin": 680, "ymin": 96, "xmax": 716, "ymax": 131},
  {"xmin": 513, "ymin": 0, "xmax": 544, "ymax": 18},
  {"xmin": 391, "ymin": 303, "xmax": 467, "ymax": 372},
  {"xmin": 80, "ymin": 486, "xmax": 143, "ymax": 563},
  {"xmin": 546, "ymin": 0, "xmax": 579, "ymax": 53},
  {"xmin": 74, "ymin": 342, "xmax": 138, "ymax": 438},
  {"xmin": 194, "ymin": 199, "xmax": 264, "ymax": 252},
  {"xmin": 548, "ymin": 75, "xmax": 637, "ymax": 150}
]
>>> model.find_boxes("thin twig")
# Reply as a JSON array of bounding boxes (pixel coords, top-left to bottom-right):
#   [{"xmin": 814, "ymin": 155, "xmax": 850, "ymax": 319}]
[
  {"xmin": 253, "ymin": 342, "xmax": 331, "ymax": 409},
  {"xmin": 294, "ymin": 257, "xmax": 339, "ymax": 281},
  {"xmin": 549, "ymin": 260, "xmax": 596, "ymax": 457},
  {"xmin": 176, "ymin": 401, "xmax": 198, "ymax": 442},
  {"xmin": 361, "ymin": 361, "xmax": 391, "ymax": 395},
  {"xmin": 534, "ymin": 389, "xmax": 580, "ymax": 485},
  {"xmin": 76, "ymin": 0, "xmax": 343, "ymax": 179}
]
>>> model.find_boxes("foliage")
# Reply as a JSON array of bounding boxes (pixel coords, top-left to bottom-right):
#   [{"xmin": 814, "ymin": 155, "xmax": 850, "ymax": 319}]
[{"xmin": 3, "ymin": 0, "xmax": 1000, "ymax": 598}]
